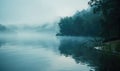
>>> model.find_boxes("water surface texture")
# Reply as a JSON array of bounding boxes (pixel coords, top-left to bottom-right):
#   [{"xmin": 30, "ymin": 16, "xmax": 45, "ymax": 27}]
[
  {"xmin": 0, "ymin": 33, "xmax": 120, "ymax": 71},
  {"xmin": 0, "ymin": 33, "xmax": 92, "ymax": 71}
]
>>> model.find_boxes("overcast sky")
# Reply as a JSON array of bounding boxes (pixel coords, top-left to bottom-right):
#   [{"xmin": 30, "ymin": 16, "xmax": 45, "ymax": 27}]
[{"xmin": 0, "ymin": 0, "xmax": 89, "ymax": 25}]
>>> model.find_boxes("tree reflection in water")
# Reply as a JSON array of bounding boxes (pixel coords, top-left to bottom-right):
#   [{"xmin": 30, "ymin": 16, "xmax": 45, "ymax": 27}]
[{"xmin": 59, "ymin": 37, "xmax": 120, "ymax": 71}]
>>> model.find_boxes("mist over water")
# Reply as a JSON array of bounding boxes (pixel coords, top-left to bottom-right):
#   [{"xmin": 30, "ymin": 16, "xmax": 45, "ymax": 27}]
[
  {"xmin": 0, "ymin": 27, "xmax": 120, "ymax": 71},
  {"xmin": 0, "ymin": 29, "xmax": 93, "ymax": 71},
  {"xmin": 0, "ymin": 0, "xmax": 119, "ymax": 71}
]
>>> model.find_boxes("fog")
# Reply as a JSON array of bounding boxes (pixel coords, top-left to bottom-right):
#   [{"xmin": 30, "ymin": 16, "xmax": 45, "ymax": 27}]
[
  {"xmin": 0, "ymin": 0, "xmax": 89, "ymax": 26},
  {"xmin": 0, "ymin": 1, "xmax": 92, "ymax": 71}
]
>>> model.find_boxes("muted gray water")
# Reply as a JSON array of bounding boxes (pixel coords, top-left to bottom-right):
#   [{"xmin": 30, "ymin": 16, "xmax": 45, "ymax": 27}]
[{"xmin": 0, "ymin": 33, "xmax": 93, "ymax": 71}]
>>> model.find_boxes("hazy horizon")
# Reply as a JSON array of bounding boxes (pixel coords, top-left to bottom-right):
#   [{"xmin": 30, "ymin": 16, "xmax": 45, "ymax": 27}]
[{"xmin": 0, "ymin": 0, "xmax": 89, "ymax": 26}]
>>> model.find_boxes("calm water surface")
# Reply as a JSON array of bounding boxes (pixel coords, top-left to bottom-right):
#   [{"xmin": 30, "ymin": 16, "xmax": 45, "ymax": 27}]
[
  {"xmin": 0, "ymin": 32, "xmax": 120, "ymax": 71},
  {"xmin": 0, "ymin": 32, "xmax": 92, "ymax": 71}
]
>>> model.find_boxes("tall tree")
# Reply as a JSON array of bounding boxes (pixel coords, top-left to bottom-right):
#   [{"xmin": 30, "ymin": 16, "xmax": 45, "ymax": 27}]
[{"xmin": 88, "ymin": 0, "xmax": 120, "ymax": 40}]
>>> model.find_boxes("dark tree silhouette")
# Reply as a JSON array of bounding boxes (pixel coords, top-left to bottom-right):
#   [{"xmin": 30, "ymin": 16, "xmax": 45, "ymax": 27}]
[
  {"xmin": 57, "ymin": 10, "xmax": 102, "ymax": 37},
  {"xmin": 88, "ymin": 0, "xmax": 120, "ymax": 40}
]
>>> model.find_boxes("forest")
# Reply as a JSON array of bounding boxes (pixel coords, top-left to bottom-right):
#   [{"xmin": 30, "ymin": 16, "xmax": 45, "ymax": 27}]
[{"xmin": 57, "ymin": 0, "xmax": 120, "ymax": 41}]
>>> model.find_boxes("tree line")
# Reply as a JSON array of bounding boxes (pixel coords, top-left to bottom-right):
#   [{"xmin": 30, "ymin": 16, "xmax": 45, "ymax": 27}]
[{"xmin": 57, "ymin": 0, "xmax": 120, "ymax": 40}]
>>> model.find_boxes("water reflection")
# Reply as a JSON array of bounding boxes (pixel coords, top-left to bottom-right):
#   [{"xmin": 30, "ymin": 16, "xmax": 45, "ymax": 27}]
[
  {"xmin": 1, "ymin": 35, "xmax": 120, "ymax": 71},
  {"xmin": 59, "ymin": 37, "xmax": 120, "ymax": 71},
  {"xmin": 0, "ymin": 34, "xmax": 92, "ymax": 71}
]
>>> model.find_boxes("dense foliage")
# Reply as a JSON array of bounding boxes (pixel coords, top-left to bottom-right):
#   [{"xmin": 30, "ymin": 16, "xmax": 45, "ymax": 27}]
[
  {"xmin": 57, "ymin": 9, "xmax": 102, "ymax": 37},
  {"xmin": 57, "ymin": 0, "xmax": 120, "ymax": 40},
  {"xmin": 88, "ymin": 0, "xmax": 120, "ymax": 40}
]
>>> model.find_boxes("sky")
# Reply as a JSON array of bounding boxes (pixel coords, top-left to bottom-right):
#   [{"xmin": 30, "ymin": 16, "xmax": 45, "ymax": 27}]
[{"xmin": 0, "ymin": 0, "xmax": 89, "ymax": 25}]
